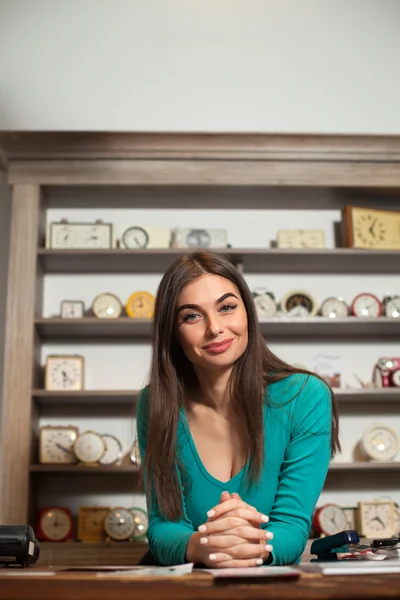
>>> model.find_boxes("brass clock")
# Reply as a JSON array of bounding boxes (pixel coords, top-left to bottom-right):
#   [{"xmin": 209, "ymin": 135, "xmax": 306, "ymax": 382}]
[{"xmin": 342, "ymin": 206, "xmax": 400, "ymax": 249}]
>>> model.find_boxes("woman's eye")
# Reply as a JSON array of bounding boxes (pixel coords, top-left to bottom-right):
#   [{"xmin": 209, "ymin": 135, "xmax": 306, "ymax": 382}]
[
  {"xmin": 182, "ymin": 312, "xmax": 201, "ymax": 323},
  {"xmin": 220, "ymin": 303, "xmax": 237, "ymax": 313}
]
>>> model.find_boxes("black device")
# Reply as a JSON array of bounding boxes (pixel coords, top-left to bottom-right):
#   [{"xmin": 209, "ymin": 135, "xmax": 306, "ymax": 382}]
[
  {"xmin": 0, "ymin": 525, "xmax": 40, "ymax": 567},
  {"xmin": 310, "ymin": 530, "xmax": 360, "ymax": 561},
  {"xmin": 371, "ymin": 537, "xmax": 400, "ymax": 549}
]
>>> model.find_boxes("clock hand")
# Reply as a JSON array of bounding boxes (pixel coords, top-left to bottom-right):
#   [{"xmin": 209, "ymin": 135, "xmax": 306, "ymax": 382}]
[
  {"xmin": 369, "ymin": 218, "xmax": 377, "ymax": 237},
  {"xmin": 55, "ymin": 442, "xmax": 73, "ymax": 454}
]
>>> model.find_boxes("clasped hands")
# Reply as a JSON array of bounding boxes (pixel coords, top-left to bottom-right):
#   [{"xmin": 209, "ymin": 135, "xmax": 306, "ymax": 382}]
[{"xmin": 187, "ymin": 491, "xmax": 273, "ymax": 568}]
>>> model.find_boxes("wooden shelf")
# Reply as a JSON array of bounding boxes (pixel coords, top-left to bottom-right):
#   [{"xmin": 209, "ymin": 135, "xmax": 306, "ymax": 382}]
[
  {"xmin": 37, "ymin": 248, "xmax": 400, "ymax": 274},
  {"xmin": 334, "ymin": 388, "xmax": 400, "ymax": 403},
  {"xmin": 30, "ymin": 465, "xmax": 140, "ymax": 474},
  {"xmin": 35, "ymin": 316, "xmax": 400, "ymax": 339},
  {"xmin": 32, "ymin": 389, "xmax": 140, "ymax": 406},
  {"xmin": 329, "ymin": 462, "xmax": 400, "ymax": 472}
]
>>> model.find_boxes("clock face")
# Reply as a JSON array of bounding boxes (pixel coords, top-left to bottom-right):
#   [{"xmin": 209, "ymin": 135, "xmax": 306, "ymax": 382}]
[
  {"xmin": 359, "ymin": 501, "xmax": 394, "ymax": 538},
  {"xmin": 78, "ymin": 507, "xmax": 110, "ymax": 541},
  {"xmin": 130, "ymin": 508, "xmax": 149, "ymax": 539},
  {"xmin": 361, "ymin": 424, "xmax": 399, "ymax": 461},
  {"xmin": 254, "ymin": 294, "xmax": 277, "ymax": 318},
  {"xmin": 40, "ymin": 508, "xmax": 72, "ymax": 541},
  {"xmin": 281, "ymin": 290, "xmax": 318, "ymax": 317},
  {"xmin": 39, "ymin": 427, "xmax": 78, "ymax": 464},
  {"xmin": 186, "ymin": 229, "xmax": 211, "ymax": 248},
  {"xmin": 61, "ymin": 301, "xmax": 84, "ymax": 319},
  {"xmin": 104, "ymin": 508, "xmax": 136, "ymax": 540},
  {"xmin": 351, "ymin": 293, "xmax": 382, "ymax": 317},
  {"xmin": 320, "ymin": 297, "xmax": 349, "ymax": 318},
  {"xmin": 353, "ymin": 213, "xmax": 387, "ymax": 248},
  {"xmin": 74, "ymin": 431, "xmax": 105, "ymax": 464},
  {"xmin": 129, "ymin": 439, "xmax": 141, "ymax": 466},
  {"xmin": 121, "ymin": 226, "xmax": 149, "ymax": 249},
  {"xmin": 343, "ymin": 507, "xmax": 357, "ymax": 530},
  {"xmin": 45, "ymin": 356, "xmax": 84, "ymax": 391},
  {"xmin": 92, "ymin": 293, "xmax": 122, "ymax": 319},
  {"xmin": 99, "ymin": 434, "xmax": 123, "ymax": 465},
  {"xmin": 50, "ymin": 223, "xmax": 113, "ymax": 249},
  {"xmin": 126, "ymin": 291, "xmax": 155, "ymax": 319},
  {"xmin": 277, "ymin": 230, "xmax": 325, "ymax": 249},
  {"xmin": 315, "ymin": 504, "xmax": 348, "ymax": 536},
  {"xmin": 384, "ymin": 297, "xmax": 400, "ymax": 318}
]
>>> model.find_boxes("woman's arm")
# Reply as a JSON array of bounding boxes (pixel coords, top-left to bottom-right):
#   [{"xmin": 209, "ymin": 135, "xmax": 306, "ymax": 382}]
[
  {"xmin": 136, "ymin": 389, "xmax": 195, "ymax": 566},
  {"xmin": 262, "ymin": 376, "xmax": 332, "ymax": 565}
]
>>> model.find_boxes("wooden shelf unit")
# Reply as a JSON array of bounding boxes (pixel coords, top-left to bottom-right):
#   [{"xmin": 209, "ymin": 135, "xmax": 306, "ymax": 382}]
[{"xmin": 1, "ymin": 131, "xmax": 400, "ymax": 530}]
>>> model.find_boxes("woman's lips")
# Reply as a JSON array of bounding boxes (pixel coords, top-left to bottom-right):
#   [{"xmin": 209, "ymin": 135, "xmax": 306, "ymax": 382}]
[{"xmin": 203, "ymin": 339, "xmax": 234, "ymax": 354}]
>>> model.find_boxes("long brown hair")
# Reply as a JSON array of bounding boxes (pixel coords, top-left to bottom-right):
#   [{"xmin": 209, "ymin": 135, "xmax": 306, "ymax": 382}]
[{"xmin": 142, "ymin": 251, "xmax": 340, "ymax": 521}]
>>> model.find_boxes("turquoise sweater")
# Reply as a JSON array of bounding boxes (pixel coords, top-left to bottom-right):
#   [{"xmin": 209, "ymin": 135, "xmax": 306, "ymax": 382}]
[{"xmin": 136, "ymin": 373, "xmax": 332, "ymax": 566}]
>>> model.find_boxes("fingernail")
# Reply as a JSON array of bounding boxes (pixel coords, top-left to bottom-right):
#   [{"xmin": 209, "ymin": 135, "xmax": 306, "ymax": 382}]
[
  {"xmin": 198, "ymin": 525, "xmax": 207, "ymax": 532},
  {"xmin": 265, "ymin": 544, "xmax": 273, "ymax": 552},
  {"xmin": 200, "ymin": 537, "xmax": 208, "ymax": 545},
  {"xmin": 221, "ymin": 491, "xmax": 229, "ymax": 495},
  {"xmin": 207, "ymin": 509, "xmax": 215, "ymax": 517},
  {"xmin": 261, "ymin": 514, "xmax": 269, "ymax": 522},
  {"xmin": 209, "ymin": 554, "xmax": 217, "ymax": 560},
  {"xmin": 266, "ymin": 532, "xmax": 274, "ymax": 540},
  {"xmin": 256, "ymin": 558, "xmax": 263, "ymax": 565}
]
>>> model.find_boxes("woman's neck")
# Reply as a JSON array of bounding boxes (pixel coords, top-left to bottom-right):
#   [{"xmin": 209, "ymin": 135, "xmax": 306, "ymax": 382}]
[{"xmin": 191, "ymin": 365, "xmax": 233, "ymax": 415}]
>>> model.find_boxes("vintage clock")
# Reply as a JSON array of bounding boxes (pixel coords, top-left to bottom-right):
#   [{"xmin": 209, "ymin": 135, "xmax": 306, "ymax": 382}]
[
  {"xmin": 104, "ymin": 508, "xmax": 137, "ymax": 541},
  {"xmin": 394, "ymin": 505, "xmax": 400, "ymax": 535},
  {"xmin": 319, "ymin": 297, "xmax": 349, "ymax": 318},
  {"xmin": 360, "ymin": 423, "xmax": 399, "ymax": 461},
  {"xmin": 383, "ymin": 295, "xmax": 400, "ymax": 318},
  {"xmin": 120, "ymin": 226, "xmax": 171, "ymax": 249},
  {"xmin": 252, "ymin": 288, "xmax": 277, "ymax": 319},
  {"xmin": 129, "ymin": 507, "xmax": 149, "ymax": 540},
  {"xmin": 356, "ymin": 500, "xmax": 396, "ymax": 538},
  {"xmin": 99, "ymin": 434, "xmax": 124, "ymax": 465},
  {"xmin": 126, "ymin": 291, "xmax": 155, "ymax": 319},
  {"xmin": 92, "ymin": 292, "xmax": 123, "ymax": 319},
  {"xmin": 60, "ymin": 300, "xmax": 85, "ymax": 319},
  {"xmin": 277, "ymin": 229, "xmax": 325, "ymax": 249},
  {"xmin": 280, "ymin": 290, "xmax": 318, "ymax": 317},
  {"xmin": 73, "ymin": 430, "xmax": 106, "ymax": 465},
  {"xmin": 47, "ymin": 220, "xmax": 114, "ymax": 249},
  {"xmin": 77, "ymin": 506, "xmax": 111, "ymax": 542},
  {"xmin": 129, "ymin": 438, "xmax": 141, "ymax": 466},
  {"xmin": 342, "ymin": 206, "xmax": 400, "ymax": 249},
  {"xmin": 351, "ymin": 293, "xmax": 382, "ymax": 317},
  {"xmin": 45, "ymin": 355, "xmax": 84, "ymax": 391},
  {"xmin": 39, "ymin": 425, "xmax": 79, "ymax": 464},
  {"xmin": 342, "ymin": 506, "xmax": 357, "ymax": 531},
  {"xmin": 312, "ymin": 503, "xmax": 348, "ymax": 536},
  {"xmin": 36, "ymin": 507, "xmax": 74, "ymax": 542},
  {"xmin": 172, "ymin": 228, "xmax": 228, "ymax": 249}
]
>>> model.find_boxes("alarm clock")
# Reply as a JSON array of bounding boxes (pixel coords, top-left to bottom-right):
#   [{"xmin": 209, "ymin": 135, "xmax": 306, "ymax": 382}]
[
  {"xmin": 383, "ymin": 295, "xmax": 400, "ymax": 318},
  {"xmin": 104, "ymin": 508, "xmax": 137, "ymax": 541},
  {"xmin": 36, "ymin": 507, "xmax": 74, "ymax": 542},
  {"xmin": 39, "ymin": 425, "xmax": 79, "ymax": 464},
  {"xmin": 342, "ymin": 206, "xmax": 400, "ymax": 250},
  {"xmin": 129, "ymin": 438, "xmax": 141, "ymax": 466},
  {"xmin": 373, "ymin": 357, "xmax": 400, "ymax": 387},
  {"xmin": 172, "ymin": 228, "xmax": 228, "ymax": 249},
  {"xmin": 77, "ymin": 506, "xmax": 111, "ymax": 542},
  {"xmin": 277, "ymin": 229, "xmax": 325, "ymax": 249},
  {"xmin": 351, "ymin": 293, "xmax": 382, "ymax": 317},
  {"xmin": 73, "ymin": 430, "xmax": 106, "ymax": 465},
  {"xmin": 45, "ymin": 355, "xmax": 84, "ymax": 391},
  {"xmin": 360, "ymin": 423, "xmax": 399, "ymax": 462},
  {"xmin": 312, "ymin": 503, "xmax": 348, "ymax": 536},
  {"xmin": 99, "ymin": 434, "xmax": 124, "ymax": 465},
  {"xmin": 319, "ymin": 297, "xmax": 349, "ymax": 318},
  {"xmin": 120, "ymin": 226, "xmax": 171, "ymax": 249},
  {"xmin": 129, "ymin": 507, "xmax": 149, "ymax": 540},
  {"xmin": 92, "ymin": 292, "xmax": 123, "ymax": 319},
  {"xmin": 126, "ymin": 291, "xmax": 155, "ymax": 319},
  {"xmin": 47, "ymin": 220, "xmax": 114, "ymax": 249},
  {"xmin": 252, "ymin": 288, "xmax": 277, "ymax": 319},
  {"xmin": 356, "ymin": 500, "xmax": 396, "ymax": 538},
  {"xmin": 60, "ymin": 300, "xmax": 85, "ymax": 319},
  {"xmin": 280, "ymin": 290, "xmax": 318, "ymax": 317}
]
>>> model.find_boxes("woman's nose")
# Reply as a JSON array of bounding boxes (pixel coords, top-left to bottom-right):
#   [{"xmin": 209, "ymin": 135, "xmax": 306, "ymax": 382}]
[{"xmin": 206, "ymin": 317, "xmax": 224, "ymax": 337}]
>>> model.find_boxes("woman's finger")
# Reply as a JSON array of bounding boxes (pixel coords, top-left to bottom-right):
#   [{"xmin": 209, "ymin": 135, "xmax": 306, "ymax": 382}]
[
  {"xmin": 230, "ymin": 492, "xmax": 257, "ymax": 512},
  {"xmin": 200, "ymin": 533, "xmax": 264, "ymax": 549},
  {"xmin": 200, "ymin": 513, "xmax": 269, "ymax": 534},
  {"xmin": 207, "ymin": 499, "xmax": 268, "ymax": 523},
  {"xmin": 213, "ymin": 507, "xmax": 268, "ymax": 527},
  {"xmin": 211, "ymin": 557, "xmax": 266, "ymax": 568}
]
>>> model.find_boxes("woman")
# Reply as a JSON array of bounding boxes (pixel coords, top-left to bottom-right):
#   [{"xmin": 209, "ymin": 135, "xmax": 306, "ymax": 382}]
[{"xmin": 137, "ymin": 251, "xmax": 340, "ymax": 568}]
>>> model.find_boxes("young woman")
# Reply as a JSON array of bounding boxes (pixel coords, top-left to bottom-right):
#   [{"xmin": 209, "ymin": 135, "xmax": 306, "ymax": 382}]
[{"xmin": 137, "ymin": 251, "xmax": 340, "ymax": 568}]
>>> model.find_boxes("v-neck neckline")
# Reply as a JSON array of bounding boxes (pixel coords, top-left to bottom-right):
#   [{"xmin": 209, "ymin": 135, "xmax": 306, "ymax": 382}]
[{"xmin": 179, "ymin": 406, "xmax": 249, "ymax": 489}]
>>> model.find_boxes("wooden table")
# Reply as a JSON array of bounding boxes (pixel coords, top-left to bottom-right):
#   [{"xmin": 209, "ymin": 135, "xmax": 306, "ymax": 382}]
[{"xmin": 1, "ymin": 567, "xmax": 400, "ymax": 600}]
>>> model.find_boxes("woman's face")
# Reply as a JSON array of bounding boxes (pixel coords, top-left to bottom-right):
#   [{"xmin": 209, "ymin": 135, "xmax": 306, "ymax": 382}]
[{"xmin": 175, "ymin": 274, "xmax": 248, "ymax": 370}]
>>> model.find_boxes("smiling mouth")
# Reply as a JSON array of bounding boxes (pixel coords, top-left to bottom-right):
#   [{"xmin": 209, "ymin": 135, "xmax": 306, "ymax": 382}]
[{"xmin": 203, "ymin": 338, "xmax": 235, "ymax": 351}]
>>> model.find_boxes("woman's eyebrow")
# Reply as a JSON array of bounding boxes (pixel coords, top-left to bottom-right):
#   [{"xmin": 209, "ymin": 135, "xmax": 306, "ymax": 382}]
[{"xmin": 176, "ymin": 292, "xmax": 239, "ymax": 314}]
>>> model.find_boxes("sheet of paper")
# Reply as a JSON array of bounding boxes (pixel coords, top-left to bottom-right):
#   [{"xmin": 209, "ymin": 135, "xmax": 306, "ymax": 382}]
[
  {"xmin": 0, "ymin": 570, "xmax": 55, "ymax": 576},
  {"xmin": 96, "ymin": 563, "xmax": 194, "ymax": 577},
  {"xmin": 199, "ymin": 566, "xmax": 300, "ymax": 578},
  {"xmin": 300, "ymin": 559, "xmax": 400, "ymax": 576}
]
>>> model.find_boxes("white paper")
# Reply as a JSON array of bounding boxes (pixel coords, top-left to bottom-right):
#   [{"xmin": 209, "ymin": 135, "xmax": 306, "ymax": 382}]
[
  {"xmin": 301, "ymin": 559, "xmax": 400, "ymax": 576},
  {"xmin": 96, "ymin": 562, "xmax": 194, "ymax": 577},
  {"xmin": 200, "ymin": 566, "xmax": 300, "ymax": 578}
]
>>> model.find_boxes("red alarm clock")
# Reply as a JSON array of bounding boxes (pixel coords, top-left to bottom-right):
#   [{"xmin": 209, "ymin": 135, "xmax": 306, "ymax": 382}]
[
  {"xmin": 351, "ymin": 293, "xmax": 382, "ymax": 317},
  {"xmin": 374, "ymin": 357, "xmax": 400, "ymax": 387},
  {"xmin": 312, "ymin": 503, "xmax": 348, "ymax": 536},
  {"xmin": 36, "ymin": 506, "xmax": 74, "ymax": 542}
]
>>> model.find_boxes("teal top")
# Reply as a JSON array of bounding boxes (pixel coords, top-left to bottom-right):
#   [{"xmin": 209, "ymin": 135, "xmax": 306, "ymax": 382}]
[{"xmin": 136, "ymin": 373, "xmax": 332, "ymax": 566}]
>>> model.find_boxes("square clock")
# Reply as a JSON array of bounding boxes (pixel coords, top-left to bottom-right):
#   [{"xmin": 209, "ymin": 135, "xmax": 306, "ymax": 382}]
[
  {"xmin": 60, "ymin": 300, "xmax": 85, "ymax": 319},
  {"xmin": 45, "ymin": 355, "xmax": 84, "ymax": 391}
]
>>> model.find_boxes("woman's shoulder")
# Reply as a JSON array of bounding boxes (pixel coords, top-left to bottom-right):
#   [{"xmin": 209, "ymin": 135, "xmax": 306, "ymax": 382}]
[{"xmin": 265, "ymin": 372, "xmax": 331, "ymax": 407}]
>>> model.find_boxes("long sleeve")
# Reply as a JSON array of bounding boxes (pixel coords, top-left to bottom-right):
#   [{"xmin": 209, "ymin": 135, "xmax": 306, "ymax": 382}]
[
  {"xmin": 136, "ymin": 389, "xmax": 194, "ymax": 565},
  {"xmin": 263, "ymin": 377, "xmax": 332, "ymax": 565}
]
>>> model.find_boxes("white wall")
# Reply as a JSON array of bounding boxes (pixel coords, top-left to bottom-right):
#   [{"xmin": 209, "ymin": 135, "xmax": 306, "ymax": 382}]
[
  {"xmin": 0, "ymin": 0, "xmax": 400, "ymax": 132},
  {"xmin": 1, "ymin": 0, "xmax": 400, "ymax": 520}
]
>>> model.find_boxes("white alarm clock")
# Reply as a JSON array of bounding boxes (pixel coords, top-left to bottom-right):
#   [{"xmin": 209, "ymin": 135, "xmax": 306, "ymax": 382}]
[{"xmin": 360, "ymin": 423, "xmax": 399, "ymax": 462}]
